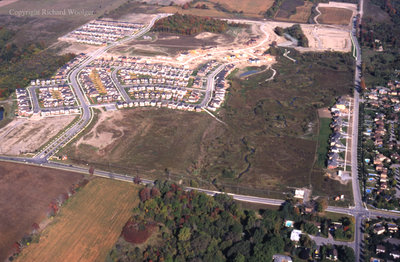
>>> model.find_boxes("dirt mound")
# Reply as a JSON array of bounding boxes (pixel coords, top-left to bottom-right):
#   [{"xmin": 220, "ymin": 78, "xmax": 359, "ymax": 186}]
[{"xmin": 122, "ymin": 220, "xmax": 156, "ymax": 244}]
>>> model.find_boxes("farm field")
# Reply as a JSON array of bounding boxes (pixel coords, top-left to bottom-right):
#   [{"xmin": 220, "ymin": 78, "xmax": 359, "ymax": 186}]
[
  {"xmin": 275, "ymin": 1, "xmax": 313, "ymax": 23},
  {"xmin": 317, "ymin": 7, "xmax": 353, "ymax": 25},
  {"xmin": 16, "ymin": 178, "xmax": 140, "ymax": 262},
  {"xmin": 59, "ymin": 48, "xmax": 354, "ymax": 200},
  {"xmin": 208, "ymin": 0, "xmax": 275, "ymax": 17},
  {"xmin": 157, "ymin": 5, "xmax": 232, "ymax": 18},
  {"xmin": 0, "ymin": 161, "xmax": 83, "ymax": 261}
]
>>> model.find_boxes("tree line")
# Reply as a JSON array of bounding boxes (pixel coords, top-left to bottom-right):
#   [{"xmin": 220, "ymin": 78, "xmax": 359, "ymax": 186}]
[
  {"xmin": 108, "ymin": 180, "xmax": 355, "ymax": 262},
  {"xmin": 0, "ymin": 27, "xmax": 74, "ymax": 99},
  {"xmin": 152, "ymin": 14, "xmax": 243, "ymax": 36}
]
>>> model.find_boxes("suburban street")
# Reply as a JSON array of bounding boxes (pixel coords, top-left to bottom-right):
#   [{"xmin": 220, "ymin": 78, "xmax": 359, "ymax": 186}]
[
  {"xmin": 32, "ymin": 14, "xmax": 169, "ymax": 161},
  {"xmin": 1, "ymin": 1, "xmax": 399, "ymax": 259}
]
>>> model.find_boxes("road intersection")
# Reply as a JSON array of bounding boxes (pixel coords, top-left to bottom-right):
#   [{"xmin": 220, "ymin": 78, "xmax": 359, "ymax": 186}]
[{"xmin": 1, "ymin": 2, "xmax": 399, "ymax": 260}]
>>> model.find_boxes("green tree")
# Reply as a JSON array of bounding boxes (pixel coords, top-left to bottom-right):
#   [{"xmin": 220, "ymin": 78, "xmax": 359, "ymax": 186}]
[{"xmin": 178, "ymin": 227, "xmax": 191, "ymax": 241}]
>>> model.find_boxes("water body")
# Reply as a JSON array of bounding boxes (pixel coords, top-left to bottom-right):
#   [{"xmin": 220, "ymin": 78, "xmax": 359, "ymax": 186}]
[
  {"xmin": 0, "ymin": 107, "xmax": 4, "ymax": 121},
  {"xmin": 240, "ymin": 70, "xmax": 260, "ymax": 78}
]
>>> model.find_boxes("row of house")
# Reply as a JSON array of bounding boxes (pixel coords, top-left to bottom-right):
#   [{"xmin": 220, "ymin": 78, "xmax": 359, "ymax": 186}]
[
  {"xmin": 40, "ymin": 107, "xmax": 80, "ymax": 117},
  {"xmin": 327, "ymin": 97, "xmax": 351, "ymax": 170},
  {"xmin": 116, "ymin": 100, "xmax": 202, "ymax": 112},
  {"xmin": 16, "ymin": 88, "xmax": 32, "ymax": 117},
  {"xmin": 117, "ymin": 63, "xmax": 192, "ymax": 86},
  {"xmin": 80, "ymin": 67, "xmax": 122, "ymax": 102},
  {"xmin": 207, "ymin": 64, "xmax": 235, "ymax": 111},
  {"xmin": 62, "ymin": 20, "xmax": 143, "ymax": 45},
  {"xmin": 38, "ymin": 85, "xmax": 76, "ymax": 108},
  {"xmin": 127, "ymin": 87, "xmax": 188, "ymax": 101},
  {"xmin": 196, "ymin": 60, "xmax": 218, "ymax": 77}
]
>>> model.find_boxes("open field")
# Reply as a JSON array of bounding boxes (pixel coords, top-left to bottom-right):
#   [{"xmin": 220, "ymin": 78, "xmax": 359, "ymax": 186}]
[
  {"xmin": 0, "ymin": 161, "xmax": 83, "ymax": 261},
  {"xmin": 275, "ymin": 1, "xmax": 313, "ymax": 23},
  {"xmin": 209, "ymin": 0, "xmax": 275, "ymax": 17},
  {"xmin": 16, "ymin": 178, "xmax": 140, "ymax": 262},
  {"xmin": 317, "ymin": 7, "xmax": 354, "ymax": 25},
  {"xmin": 157, "ymin": 5, "xmax": 232, "ymax": 18},
  {"xmin": 59, "ymin": 49, "xmax": 354, "ymax": 199},
  {"xmin": 0, "ymin": 115, "xmax": 75, "ymax": 155},
  {"xmin": 0, "ymin": 0, "xmax": 19, "ymax": 8},
  {"xmin": 0, "ymin": 0, "xmax": 128, "ymax": 44}
]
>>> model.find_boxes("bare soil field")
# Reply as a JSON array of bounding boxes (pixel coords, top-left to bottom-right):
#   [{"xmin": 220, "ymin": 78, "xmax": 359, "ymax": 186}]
[
  {"xmin": 317, "ymin": 7, "xmax": 354, "ymax": 25},
  {"xmin": 275, "ymin": 1, "xmax": 313, "ymax": 23},
  {"xmin": 300, "ymin": 24, "xmax": 351, "ymax": 52},
  {"xmin": 268, "ymin": 21, "xmax": 351, "ymax": 52},
  {"xmin": 16, "ymin": 178, "xmax": 140, "ymax": 262},
  {"xmin": 109, "ymin": 29, "xmax": 240, "ymax": 57},
  {"xmin": 0, "ymin": 161, "xmax": 83, "ymax": 261},
  {"xmin": 0, "ymin": 115, "xmax": 75, "ymax": 155}
]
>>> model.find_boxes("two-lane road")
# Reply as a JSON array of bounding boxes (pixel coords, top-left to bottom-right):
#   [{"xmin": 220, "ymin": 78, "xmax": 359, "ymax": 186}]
[{"xmin": 33, "ymin": 14, "xmax": 170, "ymax": 161}]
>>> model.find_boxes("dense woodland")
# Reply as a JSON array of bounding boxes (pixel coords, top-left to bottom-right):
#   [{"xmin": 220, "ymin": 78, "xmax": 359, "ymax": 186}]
[
  {"xmin": 108, "ymin": 181, "xmax": 355, "ymax": 262},
  {"xmin": 152, "ymin": 14, "xmax": 241, "ymax": 35},
  {"xmin": 0, "ymin": 27, "xmax": 74, "ymax": 99}
]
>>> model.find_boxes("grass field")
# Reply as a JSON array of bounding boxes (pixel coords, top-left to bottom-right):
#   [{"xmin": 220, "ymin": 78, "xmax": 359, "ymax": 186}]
[
  {"xmin": 59, "ymin": 48, "xmax": 354, "ymax": 199},
  {"xmin": 315, "ymin": 117, "xmax": 332, "ymax": 168},
  {"xmin": 0, "ymin": 0, "xmax": 128, "ymax": 44},
  {"xmin": 158, "ymin": 5, "xmax": 232, "ymax": 18},
  {"xmin": 275, "ymin": 1, "xmax": 313, "ymax": 23},
  {"xmin": 318, "ymin": 7, "xmax": 353, "ymax": 25},
  {"xmin": 275, "ymin": 0, "xmax": 305, "ymax": 19},
  {"xmin": 209, "ymin": 0, "xmax": 275, "ymax": 16},
  {"xmin": 0, "ymin": 161, "xmax": 83, "ymax": 261},
  {"xmin": 16, "ymin": 178, "xmax": 140, "ymax": 262}
]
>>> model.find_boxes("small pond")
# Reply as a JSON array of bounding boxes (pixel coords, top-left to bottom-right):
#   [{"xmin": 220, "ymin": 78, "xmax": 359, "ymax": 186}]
[
  {"xmin": 0, "ymin": 107, "xmax": 4, "ymax": 121},
  {"xmin": 239, "ymin": 70, "xmax": 260, "ymax": 78}
]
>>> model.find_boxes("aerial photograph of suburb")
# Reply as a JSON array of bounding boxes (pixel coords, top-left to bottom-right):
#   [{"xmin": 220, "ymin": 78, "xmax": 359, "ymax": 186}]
[{"xmin": 0, "ymin": 0, "xmax": 399, "ymax": 261}]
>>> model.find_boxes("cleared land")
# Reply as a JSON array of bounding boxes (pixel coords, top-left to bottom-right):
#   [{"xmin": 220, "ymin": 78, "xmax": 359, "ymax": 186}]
[
  {"xmin": 318, "ymin": 7, "xmax": 353, "ymax": 25},
  {"xmin": 275, "ymin": 1, "xmax": 313, "ymax": 23},
  {"xmin": 0, "ymin": 161, "xmax": 83, "ymax": 261},
  {"xmin": 16, "ymin": 178, "xmax": 140, "ymax": 262},
  {"xmin": 0, "ymin": 115, "xmax": 75, "ymax": 155},
  {"xmin": 59, "ymin": 49, "xmax": 354, "ymax": 200}
]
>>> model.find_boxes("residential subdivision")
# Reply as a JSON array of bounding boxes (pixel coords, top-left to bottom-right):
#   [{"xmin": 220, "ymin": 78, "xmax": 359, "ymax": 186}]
[{"xmin": 360, "ymin": 80, "xmax": 400, "ymax": 210}]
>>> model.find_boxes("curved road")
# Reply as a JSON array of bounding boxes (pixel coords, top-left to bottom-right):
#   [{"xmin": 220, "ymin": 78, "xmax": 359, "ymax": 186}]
[{"xmin": 33, "ymin": 14, "xmax": 170, "ymax": 161}]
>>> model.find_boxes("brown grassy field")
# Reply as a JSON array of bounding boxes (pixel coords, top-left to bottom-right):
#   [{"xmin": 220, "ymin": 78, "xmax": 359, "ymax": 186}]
[
  {"xmin": 0, "ymin": 161, "xmax": 83, "ymax": 261},
  {"xmin": 0, "ymin": 0, "xmax": 128, "ymax": 44},
  {"xmin": 58, "ymin": 50, "xmax": 354, "ymax": 200},
  {"xmin": 16, "ymin": 178, "xmax": 140, "ymax": 262},
  {"xmin": 318, "ymin": 7, "xmax": 353, "ymax": 25},
  {"xmin": 209, "ymin": 0, "xmax": 275, "ymax": 17},
  {"xmin": 157, "ymin": 5, "xmax": 232, "ymax": 18},
  {"xmin": 275, "ymin": 1, "xmax": 313, "ymax": 23}
]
